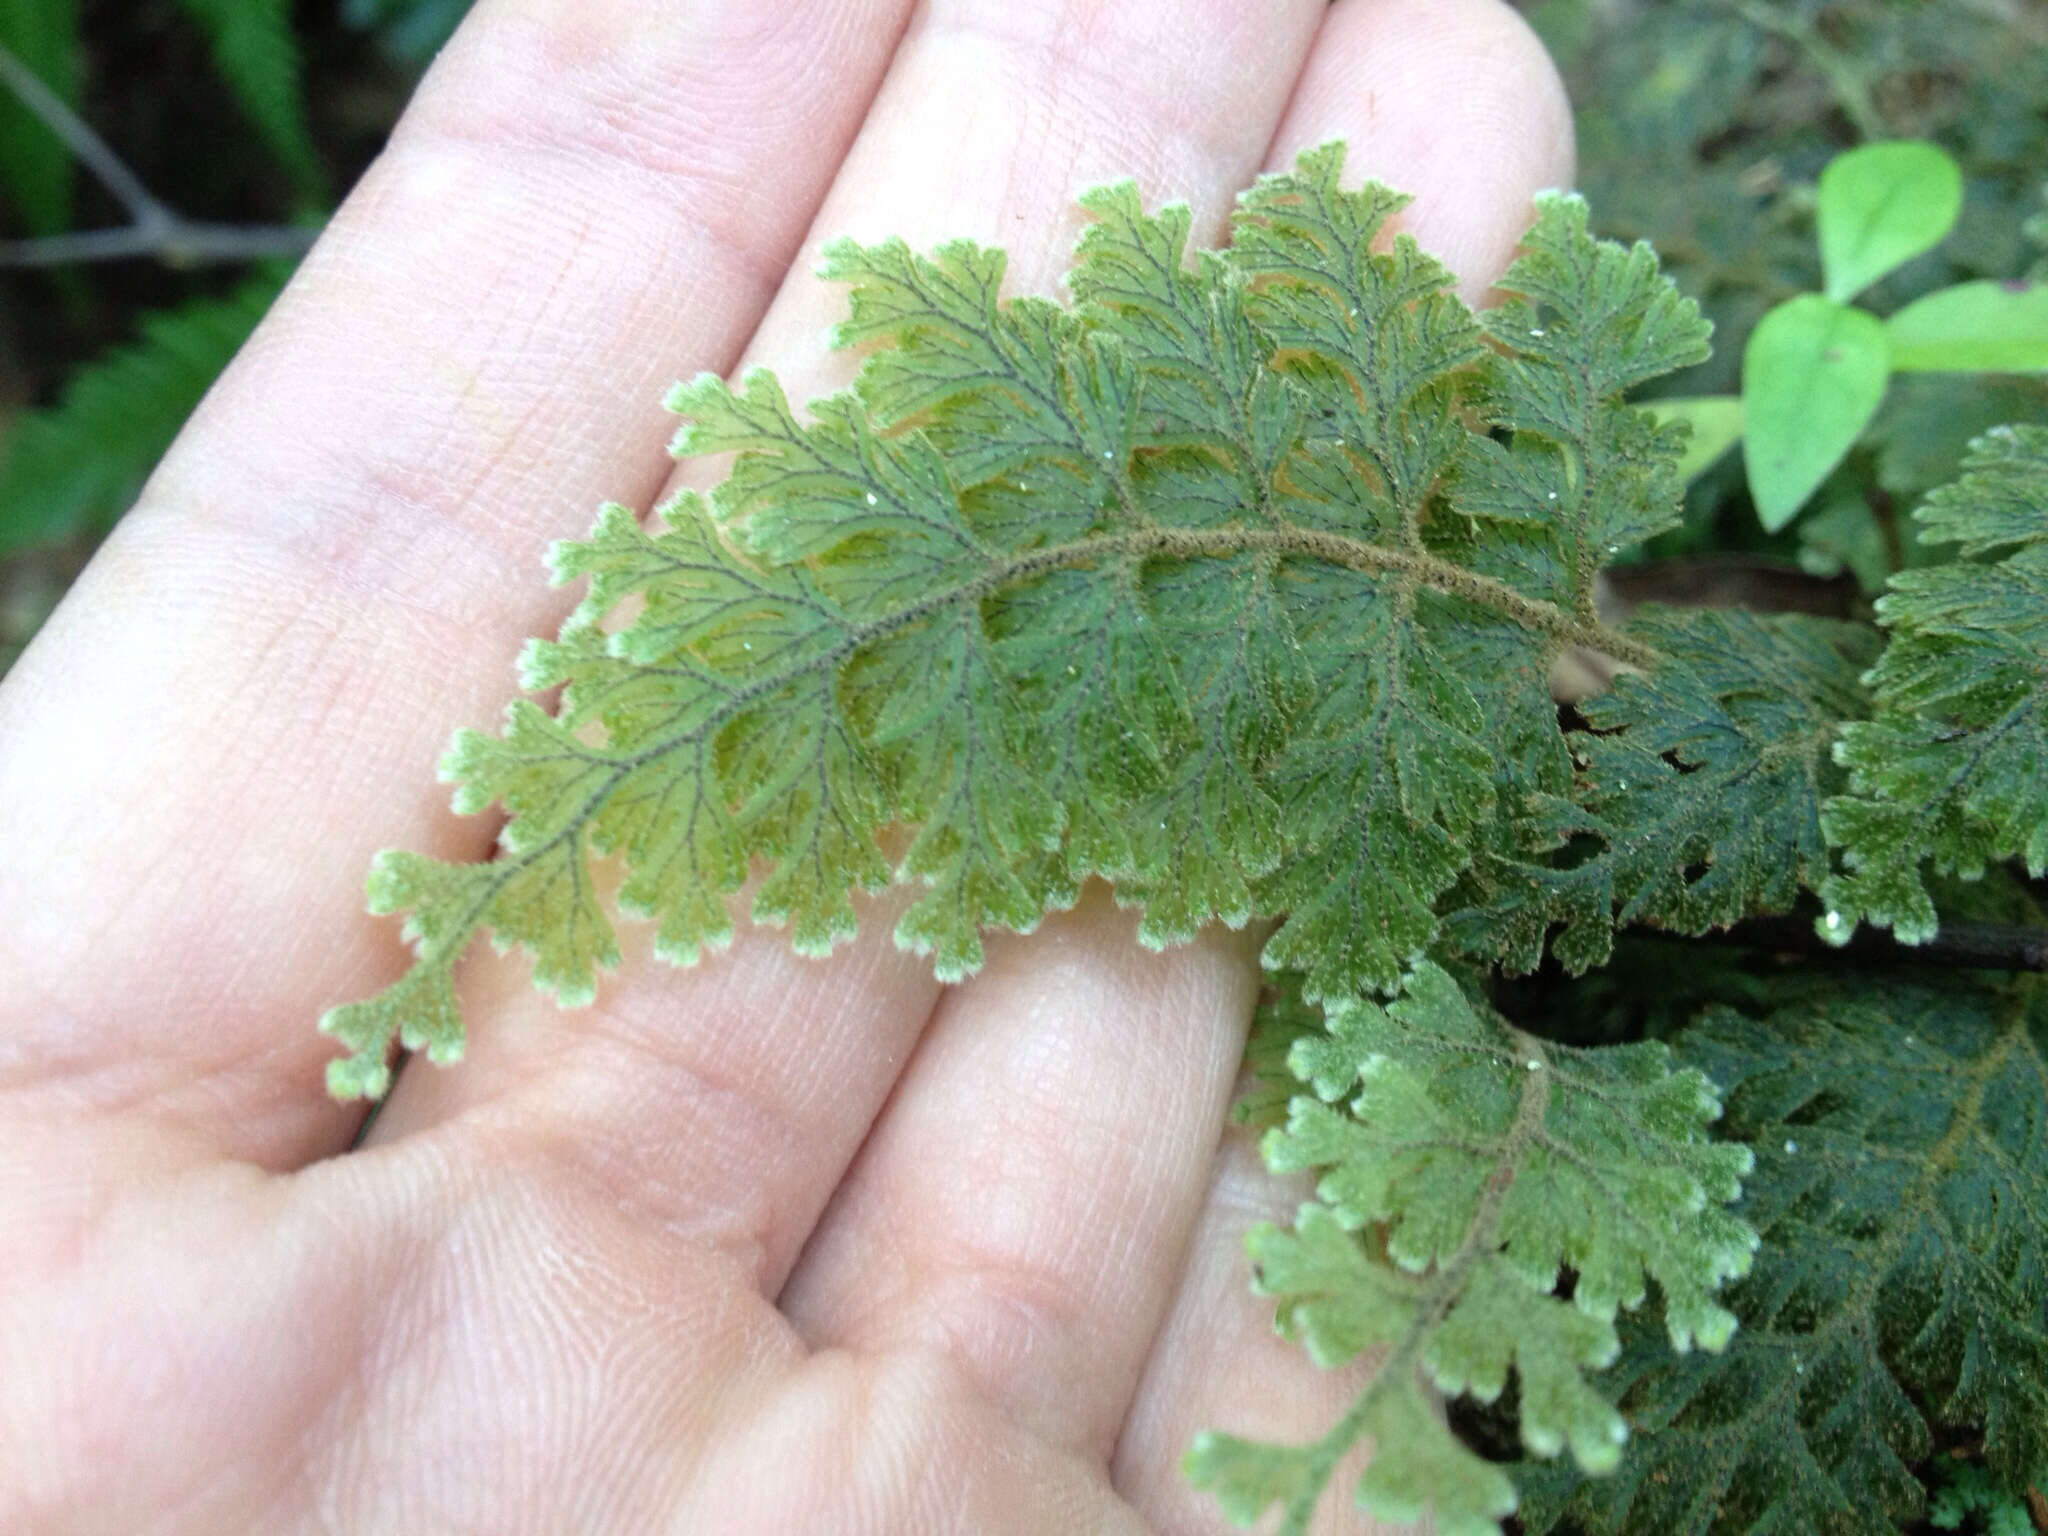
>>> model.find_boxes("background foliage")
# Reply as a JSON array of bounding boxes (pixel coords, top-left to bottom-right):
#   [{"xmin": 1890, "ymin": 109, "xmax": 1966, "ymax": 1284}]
[
  {"xmin": 0, "ymin": 0, "xmax": 472, "ymax": 671},
  {"xmin": 1528, "ymin": 0, "xmax": 2048, "ymax": 576}
]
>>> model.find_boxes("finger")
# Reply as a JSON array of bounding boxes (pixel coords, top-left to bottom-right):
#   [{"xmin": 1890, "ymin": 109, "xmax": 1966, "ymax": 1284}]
[
  {"xmin": 1118, "ymin": 3, "xmax": 1574, "ymax": 1526},
  {"xmin": 365, "ymin": 0, "xmax": 1326, "ymax": 1312},
  {"xmin": 1279, "ymin": 0, "xmax": 1576, "ymax": 306},
  {"xmin": 776, "ymin": 896, "xmax": 1261, "ymax": 1460},
  {"xmin": 4, "ymin": 1124, "xmax": 1153, "ymax": 1532},
  {"xmin": 1111, "ymin": 1134, "xmax": 1391, "ymax": 1535},
  {"xmin": 776, "ymin": 0, "xmax": 1575, "ymax": 1481},
  {"xmin": 0, "ymin": 0, "xmax": 912, "ymax": 1168}
]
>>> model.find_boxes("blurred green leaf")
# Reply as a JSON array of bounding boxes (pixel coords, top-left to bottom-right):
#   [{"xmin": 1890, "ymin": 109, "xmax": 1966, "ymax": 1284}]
[
  {"xmin": 1742, "ymin": 295, "xmax": 1891, "ymax": 530},
  {"xmin": 1646, "ymin": 394, "xmax": 1743, "ymax": 483},
  {"xmin": 1795, "ymin": 489, "xmax": 1892, "ymax": 594},
  {"xmin": 1887, "ymin": 279, "xmax": 2048, "ymax": 373},
  {"xmin": 341, "ymin": 0, "xmax": 473, "ymax": 62},
  {"xmin": 0, "ymin": 270, "xmax": 285, "ymax": 551},
  {"xmin": 173, "ymin": 0, "xmax": 322, "ymax": 199},
  {"xmin": 1870, "ymin": 372, "xmax": 2048, "ymax": 503},
  {"xmin": 0, "ymin": 0, "xmax": 79, "ymax": 236},
  {"xmin": 1817, "ymin": 141, "xmax": 1965, "ymax": 303}
]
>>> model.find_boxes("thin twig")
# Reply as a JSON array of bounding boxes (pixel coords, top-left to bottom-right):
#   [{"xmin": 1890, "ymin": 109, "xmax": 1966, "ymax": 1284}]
[
  {"xmin": 0, "ymin": 221, "xmax": 315, "ymax": 268},
  {"xmin": 0, "ymin": 41, "xmax": 317, "ymax": 269},
  {"xmin": 1722, "ymin": 0, "xmax": 1891, "ymax": 142}
]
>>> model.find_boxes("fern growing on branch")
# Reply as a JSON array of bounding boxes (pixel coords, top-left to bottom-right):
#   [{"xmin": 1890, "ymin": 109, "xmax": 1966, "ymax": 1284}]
[{"xmin": 321, "ymin": 145, "xmax": 2048, "ymax": 1535}]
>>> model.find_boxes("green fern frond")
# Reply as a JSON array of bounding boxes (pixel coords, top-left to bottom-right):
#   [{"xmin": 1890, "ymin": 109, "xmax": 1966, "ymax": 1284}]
[
  {"xmin": 0, "ymin": 269, "xmax": 285, "ymax": 551},
  {"xmin": 0, "ymin": 0, "xmax": 81, "ymax": 235},
  {"xmin": 322, "ymin": 143, "xmax": 1713, "ymax": 1096},
  {"xmin": 1187, "ymin": 963, "xmax": 1755, "ymax": 1536},
  {"xmin": 172, "ymin": 0, "xmax": 321, "ymax": 198},
  {"xmin": 1453, "ymin": 608, "xmax": 1877, "ymax": 975},
  {"xmin": 1517, "ymin": 978, "xmax": 2048, "ymax": 1535},
  {"xmin": 1823, "ymin": 425, "xmax": 2048, "ymax": 944},
  {"xmin": 1928, "ymin": 1455, "xmax": 2038, "ymax": 1536}
]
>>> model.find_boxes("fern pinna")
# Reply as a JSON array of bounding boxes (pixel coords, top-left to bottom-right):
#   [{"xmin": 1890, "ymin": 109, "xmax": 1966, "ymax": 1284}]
[{"xmin": 323, "ymin": 146, "xmax": 2048, "ymax": 1535}]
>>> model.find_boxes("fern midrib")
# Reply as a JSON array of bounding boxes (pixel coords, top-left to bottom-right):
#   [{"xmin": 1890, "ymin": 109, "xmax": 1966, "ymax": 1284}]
[
  {"xmin": 1919, "ymin": 687, "xmax": 2045, "ymax": 822},
  {"xmin": 966, "ymin": 523, "xmax": 1657, "ymax": 663},
  {"xmin": 424, "ymin": 507, "xmax": 1659, "ymax": 992}
]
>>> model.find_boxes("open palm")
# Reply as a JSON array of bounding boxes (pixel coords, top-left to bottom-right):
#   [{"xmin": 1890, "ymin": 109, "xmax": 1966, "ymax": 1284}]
[{"xmin": 0, "ymin": 2, "xmax": 1570, "ymax": 1530}]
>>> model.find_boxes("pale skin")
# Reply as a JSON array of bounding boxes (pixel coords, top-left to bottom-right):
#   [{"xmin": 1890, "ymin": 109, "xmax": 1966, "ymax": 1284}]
[{"xmin": 0, "ymin": 1, "xmax": 1572, "ymax": 1530}]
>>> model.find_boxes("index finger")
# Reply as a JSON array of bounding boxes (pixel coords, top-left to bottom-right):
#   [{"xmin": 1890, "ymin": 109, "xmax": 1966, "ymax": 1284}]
[{"xmin": 0, "ymin": 0, "xmax": 912, "ymax": 1171}]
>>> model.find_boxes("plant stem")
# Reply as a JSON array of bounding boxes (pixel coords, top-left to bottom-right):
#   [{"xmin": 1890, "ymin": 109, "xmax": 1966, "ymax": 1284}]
[
  {"xmin": 1692, "ymin": 914, "xmax": 2048, "ymax": 972},
  {"xmin": 0, "ymin": 42, "xmax": 317, "ymax": 269},
  {"xmin": 973, "ymin": 525, "xmax": 1663, "ymax": 670}
]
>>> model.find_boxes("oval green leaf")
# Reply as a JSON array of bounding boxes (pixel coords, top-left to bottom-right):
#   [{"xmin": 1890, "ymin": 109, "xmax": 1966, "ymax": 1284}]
[
  {"xmin": 1647, "ymin": 395, "xmax": 1745, "ymax": 483},
  {"xmin": 1742, "ymin": 295, "xmax": 1891, "ymax": 532},
  {"xmin": 1887, "ymin": 280, "xmax": 2048, "ymax": 373},
  {"xmin": 1817, "ymin": 141, "xmax": 1964, "ymax": 303}
]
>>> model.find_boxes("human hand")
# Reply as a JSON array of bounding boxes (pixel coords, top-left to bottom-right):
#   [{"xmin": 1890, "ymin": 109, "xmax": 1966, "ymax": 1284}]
[{"xmin": 0, "ymin": 2, "xmax": 1570, "ymax": 1529}]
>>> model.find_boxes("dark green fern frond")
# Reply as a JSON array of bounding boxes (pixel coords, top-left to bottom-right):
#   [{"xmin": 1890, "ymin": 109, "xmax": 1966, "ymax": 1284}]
[
  {"xmin": 172, "ymin": 0, "xmax": 322, "ymax": 198},
  {"xmin": 1518, "ymin": 978, "xmax": 2048, "ymax": 1535},
  {"xmin": 0, "ymin": 0, "xmax": 81, "ymax": 236},
  {"xmin": 1823, "ymin": 425, "xmax": 2048, "ymax": 944},
  {"xmin": 0, "ymin": 269, "xmax": 285, "ymax": 551},
  {"xmin": 1453, "ymin": 609, "xmax": 1877, "ymax": 975}
]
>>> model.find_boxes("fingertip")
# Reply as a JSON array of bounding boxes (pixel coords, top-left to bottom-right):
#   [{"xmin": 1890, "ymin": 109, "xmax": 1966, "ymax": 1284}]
[{"xmin": 1269, "ymin": 0, "xmax": 1577, "ymax": 302}]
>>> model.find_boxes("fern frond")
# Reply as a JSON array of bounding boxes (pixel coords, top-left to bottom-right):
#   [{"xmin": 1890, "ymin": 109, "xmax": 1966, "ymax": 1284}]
[
  {"xmin": 1186, "ymin": 963, "xmax": 1755, "ymax": 1536},
  {"xmin": 1518, "ymin": 977, "xmax": 2048, "ymax": 1535},
  {"xmin": 320, "ymin": 144, "xmax": 1708, "ymax": 1103},
  {"xmin": 172, "ymin": 0, "xmax": 321, "ymax": 197},
  {"xmin": 0, "ymin": 270, "xmax": 284, "ymax": 550},
  {"xmin": 1927, "ymin": 1455, "xmax": 2039, "ymax": 1536},
  {"xmin": 1453, "ymin": 609, "xmax": 1876, "ymax": 974},
  {"xmin": 1823, "ymin": 425, "xmax": 2048, "ymax": 943}
]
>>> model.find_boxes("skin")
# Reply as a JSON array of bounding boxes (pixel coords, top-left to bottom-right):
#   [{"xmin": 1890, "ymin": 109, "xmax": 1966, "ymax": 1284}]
[{"xmin": 0, "ymin": 1, "xmax": 1571, "ymax": 1531}]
